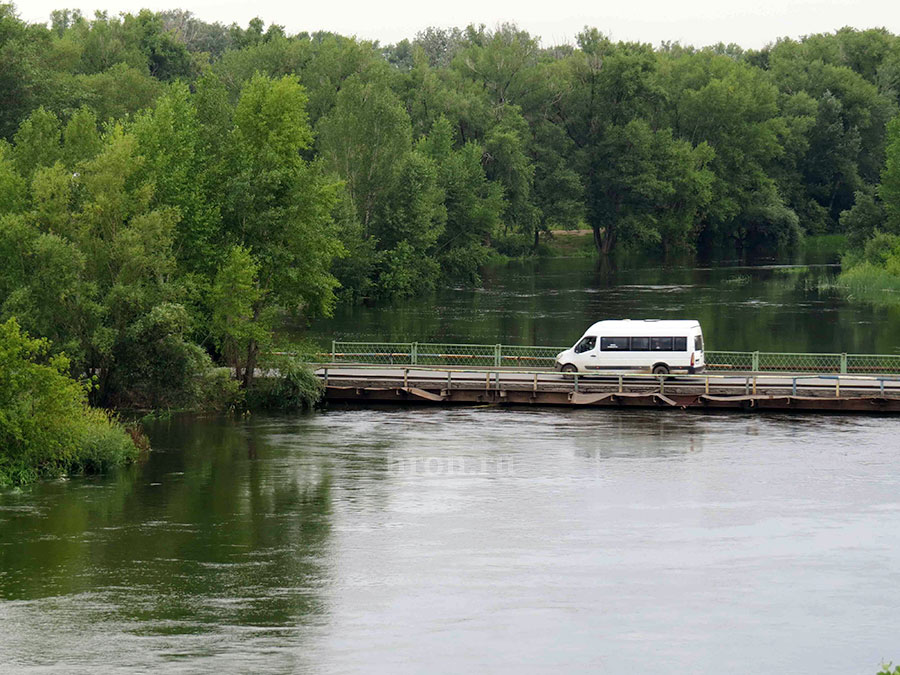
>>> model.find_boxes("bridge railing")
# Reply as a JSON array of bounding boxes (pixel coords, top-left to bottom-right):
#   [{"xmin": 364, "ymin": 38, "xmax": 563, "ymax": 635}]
[
  {"xmin": 326, "ymin": 341, "xmax": 900, "ymax": 374},
  {"xmin": 327, "ymin": 341, "xmax": 562, "ymax": 368}
]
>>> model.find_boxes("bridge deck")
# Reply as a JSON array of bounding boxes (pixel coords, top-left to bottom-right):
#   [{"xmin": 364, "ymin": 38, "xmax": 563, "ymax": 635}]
[{"xmin": 317, "ymin": 366, "xmax": 900, "ymax": 414}]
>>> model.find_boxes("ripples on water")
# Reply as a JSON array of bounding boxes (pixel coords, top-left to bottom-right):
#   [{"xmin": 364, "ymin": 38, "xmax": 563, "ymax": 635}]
[{"xmin": 1, "ymin": 408, "xmax": 899, "ymax": 673}]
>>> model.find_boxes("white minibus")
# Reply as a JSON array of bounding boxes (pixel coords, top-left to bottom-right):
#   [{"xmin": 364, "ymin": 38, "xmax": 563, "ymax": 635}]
[{"xmin": 555, "ymin": 319, "xmax": 705, "ymax": 375}]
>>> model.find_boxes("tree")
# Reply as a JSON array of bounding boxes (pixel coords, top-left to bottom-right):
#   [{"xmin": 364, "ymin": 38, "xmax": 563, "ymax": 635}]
[
  {"xmin": 840, "ymin": 188, "xmax": 889, "ymax": 248},
  {"xmin": 0, "ymin": 317, "xmax": 136, "ymax": 487},
  {"xmin": 11, "ymin": 107, "xmax": 61, "ymax": 177},
  {"xmin": 209, "ymin": 246, "xmax": 267, "ymax": 387},
  {"xmin": 0, "ymin": 5, "xmax": 55, "ymax": 139},
  {"xmin": 132, "ymin": 83, "xmax": 219, "ymax": 276},
  {"xmin": 219, "ymin": 74, "xmax": 343, "ymax": 384},
  {"xmin": 61, "ymin": 106, "xmax": 102, "ymax": 167},
  {"xmin": 584, "ymin": 120, "xmax": 714, "ymax": 254},
  {"xmin": 0, "ymin": 143, "xmax": 26, "ymax": 213},
  {"xmin": 768, "ymin": 40, "xmax": 897, "ymax": 229},
  {"xmin": 372, "ymin": 149, "xmax": 445, "ymax": 294},
  {"xmin": 317, "ymin": 75, "xmax": 412, "ymax": 236},
  {"xmin": 659, "ymin": 49, "xmax": 791, "ymax": 250},
  {"xmin": 418, "ymin": 117, "xmax": 505, "ymax": 279},
  {"xmin": 881, "ymin": 115, "xmax": 900, "ymax": 229}
]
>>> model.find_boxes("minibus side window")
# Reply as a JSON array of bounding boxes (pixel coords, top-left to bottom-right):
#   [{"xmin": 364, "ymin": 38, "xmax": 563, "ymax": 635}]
[
  {"xmin": 574, "ymin": 336, "xmax": 596, "ymax": 353},
  {"xmin": 631, "ymin": 337, "xmax": 650, "ymax": 351},
  {"xmin": 694, "ymin": 335, "xmax": 704, "ymax": 351},
  {"xmin": 601, "ymin": 337, "xmax": 630, "ymax": 351},
  {"xmin": 651, "ymin": 337, "xmax": 673, "ymax": 351},
  {"xmin": 673, "ymin": 337, "xmax": 687, "ymax": 351}
]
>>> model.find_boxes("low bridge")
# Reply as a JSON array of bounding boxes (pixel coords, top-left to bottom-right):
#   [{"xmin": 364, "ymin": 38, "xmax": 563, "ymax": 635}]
[{"xmin": 315, "ymin": 341, "xmax": 900, "ymax": 414}]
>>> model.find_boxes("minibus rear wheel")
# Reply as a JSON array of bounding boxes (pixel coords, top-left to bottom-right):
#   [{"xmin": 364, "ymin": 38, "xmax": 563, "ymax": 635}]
[{"xmin": 652, "ymin": 363, "xmax": 670, "ymax": 375}]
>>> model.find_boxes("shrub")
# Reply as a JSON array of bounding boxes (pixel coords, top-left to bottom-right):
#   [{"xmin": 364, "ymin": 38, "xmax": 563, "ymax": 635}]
[
  {"xmin": 197, "ymin": 366, "xmax": 245, "ymax": 412},
  {"xmin": 0, "ymin": 318, "xmax": 140, "ymax": 487},
  {"xmin": 247, "ymin": 354, "xmax": 323, "ymax": 411}
]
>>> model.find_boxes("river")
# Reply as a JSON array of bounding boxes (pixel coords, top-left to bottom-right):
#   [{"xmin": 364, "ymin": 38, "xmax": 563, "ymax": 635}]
[
  {"xmin": 2, "ymin": 250, "xmax": 899, "ymax": 674},
  {"xmin": 305, "ymin": 244, "xmax": 900, "ymax": 354}
]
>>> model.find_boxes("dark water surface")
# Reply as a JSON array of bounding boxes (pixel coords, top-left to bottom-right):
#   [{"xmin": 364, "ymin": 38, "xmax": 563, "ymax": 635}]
[
  {"xmin": 2, "ymin": 409, "xmax": 900, "ymax": 674},
  {"xmin": 306, "ymin": 250, "xmax": 900, "ymax": 354}
]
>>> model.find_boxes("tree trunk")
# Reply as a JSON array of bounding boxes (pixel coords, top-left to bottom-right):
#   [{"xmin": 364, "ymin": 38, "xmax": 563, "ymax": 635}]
[
  {"xmin": 241, "ymin": 303, "xmax": 263, "ymax": 390},
  {"xmin": 242, "ymin": 338, "xmax": 259, "ymax": 390},
  {"xmin": 592, "ymin": 224, "xmax": 603, "ymax": 254},
  {"xmin": 601, "ymin": 223, "xmax": 615, "ymax": 255},
  {"xmin": 592, "ymin": 224, "xmax": 616, "ymax": 255}
]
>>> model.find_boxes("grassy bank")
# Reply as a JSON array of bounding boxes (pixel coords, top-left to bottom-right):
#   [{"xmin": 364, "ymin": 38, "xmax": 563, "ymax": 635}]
[
  {"xmin": 0, "ymin": 318, "xmax": 144, "ymax": 487},
  {"xmin": 829, "ymin": 232, "xmax": 900, "ymax": 307},
  {"xmin": 539, "ymin": 229, "xmax": 596, "ymax": 257},
  {"xmin": 833, "ymin": 261, "xmax": 900, "ymax": 307}
]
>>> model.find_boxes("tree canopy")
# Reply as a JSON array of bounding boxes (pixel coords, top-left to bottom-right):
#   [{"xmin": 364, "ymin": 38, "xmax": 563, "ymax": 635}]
[{"xmin": 4, "ymin": 4, "xmax": 900, "ymax": 404}]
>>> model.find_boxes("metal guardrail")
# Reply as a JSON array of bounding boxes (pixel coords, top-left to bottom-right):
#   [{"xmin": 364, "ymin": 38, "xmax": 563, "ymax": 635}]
[
  {"xmin": 316, "ymin": 363, "xmax": 900, "ymax": 398},
  {"xmin": 321, "ymin": 341, "xmax": 900, "ymax": 375},
  {"xmin": 324, "ymin": 341, "xmax": 561, "ymax": 368}
]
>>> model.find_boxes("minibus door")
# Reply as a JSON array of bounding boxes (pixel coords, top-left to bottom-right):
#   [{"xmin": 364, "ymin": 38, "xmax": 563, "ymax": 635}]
[{"xmin": 571, "ymin": 336, "xmax": 598, "ymax": 370}]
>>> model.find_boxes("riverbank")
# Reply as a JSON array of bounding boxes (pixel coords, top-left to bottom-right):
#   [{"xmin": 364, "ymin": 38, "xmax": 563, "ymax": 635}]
[{"xmin": 539, "ymin": 229, "xmax": 596, "ymax": 257}]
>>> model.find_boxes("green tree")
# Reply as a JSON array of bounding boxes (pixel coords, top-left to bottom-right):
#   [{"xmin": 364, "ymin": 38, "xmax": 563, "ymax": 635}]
[
  {"xmin": 317, "ymin": 75, "xmax": 412, "ymax": 236},
  {"xmin": 0, "ymin": 5, "xmax": 55, "ymax": 139},
  {"xmin": 0, "ymin": 317, "xmax": 137, "ymax": 487},
  {"xmin": 11, "ymin": 107, "xmax": 61, "ymax": 177},
  {"xmin": 660, "ymin": 49, "xmax": 791, "ymax": 250},
  {"xmin": 132, "ymin": 83, "xmax": 219, "ymax": 276},
  {"xmin": 61, "ymin": 106, "xmax": 102, "ymax": 167},
  {"xmin": 418, "ymin": 117, "xmax": 505, "ymax": 279},
  {"xmin": 585, "ymin": 120, "xmax": 714, "ymax": 253},
  {"xmin": 881, "ymin": 115, "xmax": 900, "ymax": 228},
  {"xmin": 209, "ymin": 245, "xmax": 268, "ymax": 387},
  {"xmin": 219, "ymin": 74, "xmax": 343, "ymax": 384},
  {"xmin": 0, "ymin": 143, "xmax": 27, "ymax": 213},
  {"xmin": 841, "ymin": 187, "xmax": 889, "ymax": 248}
]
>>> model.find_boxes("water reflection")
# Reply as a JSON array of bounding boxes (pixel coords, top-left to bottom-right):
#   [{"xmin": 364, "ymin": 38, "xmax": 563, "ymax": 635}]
[{"xmin": 0, "ymin": 415, "xmax": 335, "ymax": 671}]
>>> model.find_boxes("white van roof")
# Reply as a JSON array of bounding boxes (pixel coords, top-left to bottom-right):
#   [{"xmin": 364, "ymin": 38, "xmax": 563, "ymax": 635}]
[{"xmin": 583, "ymin": 319, "xmax": 701, "ymax": 336}]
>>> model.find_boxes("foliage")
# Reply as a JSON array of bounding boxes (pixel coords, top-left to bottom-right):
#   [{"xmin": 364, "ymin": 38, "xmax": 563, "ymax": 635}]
[
  {"xmin": 4, "ymin": 12, "xmax": 900, "ymax": 270},
  {"xmin": 0, "ymin": 317, "xmax": 139, "ymax": 486},
  {"xmin": 839, "ymin": 114, "xmax": 900, "ymax": 305},
  {"xmin": 246, "ymin": 354, "xmax": 324, "ymax": 410},
  {"xmin": 882, "ymin": 115, "xmax": 900, "ymax": 228},
  {"xmin": 209, "ymin": 245, "xmax": 268, "ymax": 386},
  {"xmin": 5, "ymin": 7, "xmax": 900, "ymax": 407}
]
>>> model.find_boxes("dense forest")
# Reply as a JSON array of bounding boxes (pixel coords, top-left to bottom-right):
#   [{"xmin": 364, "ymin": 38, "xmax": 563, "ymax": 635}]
[{"xmin": 3, "ymin": 3, "xmax": 900, "ymax": 479}]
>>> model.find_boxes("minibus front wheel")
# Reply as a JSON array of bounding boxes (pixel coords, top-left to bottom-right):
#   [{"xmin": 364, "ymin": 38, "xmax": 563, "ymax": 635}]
[{"xmin": 560, "ymin": 364, "xmax": 578, "ymax": 374}]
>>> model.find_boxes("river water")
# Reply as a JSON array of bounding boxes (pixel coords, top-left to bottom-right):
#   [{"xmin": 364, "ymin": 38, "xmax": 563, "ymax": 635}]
[
  {"xmin": 2, "ymin": 410, "xmax": 899, "ymax": 673},
  {"xmin": 306, "ymin": 247, "xmax": 900, "ymax": 354},
  {"xmin": 2, "ymin": 251, "xmax": 900, "ymax": 674}
]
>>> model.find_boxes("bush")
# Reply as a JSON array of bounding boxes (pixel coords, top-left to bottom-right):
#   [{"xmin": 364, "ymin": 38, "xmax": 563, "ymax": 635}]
[
  {"xmin": 246, "ymin": 355, "xmax": 323, "ymax": 411},
  {"xmin": 861, "ymin": 231, "xmax": 900, "ymax": 270},
  {"xmin": 439, "ymin": 243, "xmax": 494, "ymax": 285},
  {"xmin": 196, "ymin": 366, "xmax": 245, "ymax": 413},
  {"xmin": 376, "ymin": 241, "xmax": 441, "ymax": 297},
  {"xmin": 835, "ymin": 260, "xmax": 900, "ymax": 306},
  {"xmin": 0, "ymin": 318, "xmax": 141, "ymax": 487},
  {"xmin": 110, "ymin": 302, "xmax": 217, "ymax": 409},
  {"xmin": 492, "ymin": 231, "xmax": 534, "ymax": 257}
]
